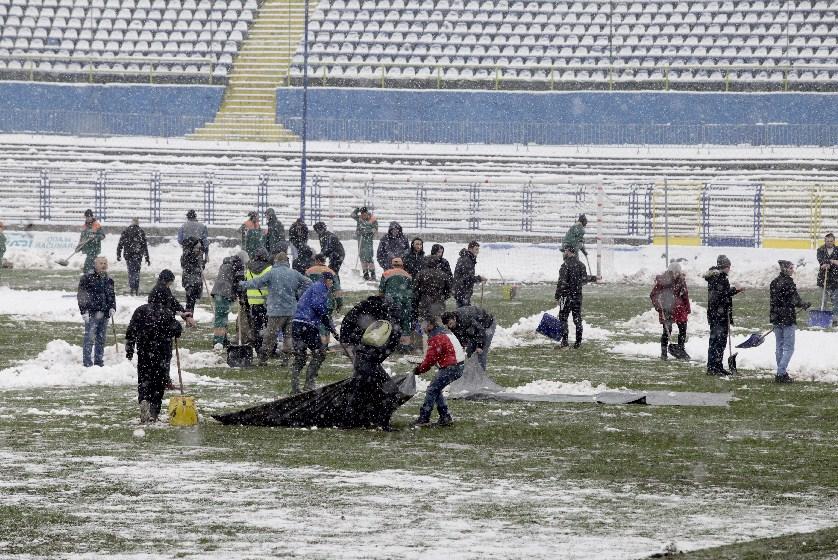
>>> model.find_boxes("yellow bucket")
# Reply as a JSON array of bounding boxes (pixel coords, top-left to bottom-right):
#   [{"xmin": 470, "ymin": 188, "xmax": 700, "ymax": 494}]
[
  {"xmin": 502, "ymin": 284, "xmax": 519, "ymax": 301},
  {"xmin": 168, "ymin": 395, "xmax": 198, "ymax": 427}
]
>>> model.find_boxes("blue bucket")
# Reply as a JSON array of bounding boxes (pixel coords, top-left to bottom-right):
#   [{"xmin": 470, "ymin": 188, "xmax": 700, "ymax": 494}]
[
  {"xmin": 536, "ymin": 313, "xmax": 564, "ymax": 341},
  {"xmin": 809, "ymin": 309, "xmax": 833, "ymax": 328}
]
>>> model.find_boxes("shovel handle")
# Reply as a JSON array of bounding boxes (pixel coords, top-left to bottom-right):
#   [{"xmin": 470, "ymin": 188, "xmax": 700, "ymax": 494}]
[
  {"xmin": 821, "ymin": 267, "xmax": 830, "ymax": 311},
  {"xmin": 174, "ymin": 338, "xmax": 184, "ymax": 395},
  {"xmin": 110, "ymin": 315, "xmax": 119, "ymax": 353}
]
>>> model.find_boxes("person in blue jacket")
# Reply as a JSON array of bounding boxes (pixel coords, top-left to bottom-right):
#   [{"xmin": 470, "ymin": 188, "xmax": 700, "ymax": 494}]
[{"xmin": 290, "ymin": 271, "xmax": 337, "ymax": 394}]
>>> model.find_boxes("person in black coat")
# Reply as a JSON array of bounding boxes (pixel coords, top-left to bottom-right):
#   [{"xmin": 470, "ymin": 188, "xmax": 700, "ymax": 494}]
[
  {"xmin": 430, "ymin": 244, "xmax": 453, "ymax": 281},
  {"xmin": 116, "ymin": 217, "xmax": 150, "ymax": 296},
  {"xmin": 289, "ymin": 218, "xmax": 309, "ymax": 254},
  {"xmin": 293, "ymin": 243, "xmax": 315, "ymax": 275},
  {"xmin": 413, "ymin": 255, "xmax": 452, "ymax": 320},
  {"xmin": 313, "ymin": 222, "xmax": 345, "ymax": 274},
  {"xmin": 816, "ymin": 232, "xmax": 838, "ymax": 325},
  {"xmin": 441, "ymin": 305, "xmax": 496, "ymax": 370},
  {"xmin": 339, "ymin": 294, "xmax": 401, "ymax": 348},
  {"xmin": 703, "ymin": 254, "xmax": 744, "ymax": 375},
  {"xmin": 453, "ymin": 241, "xmax": 485, "ymax": 307},
  {"xmin": 148, "ymin": 269, "xmax": 196, "ymax": 327},
  {"xmin": 125, "ymin": 289, "xmax": 183, "ymax": 422},
  {"xmin": 403, "ymin": 237, "xmax": 425, "ymax": 277},
  {"xmin": 77, "ymin": 256, "xmax": 116, "ymax": 367},
  {"xmin": 377, "ymin": 221, "xmax": 409, "ymax": 271},
  {"xmin": 555, "ymin": 246, "xmax": 597, "ymax": 348},
  {"xmin": 770, "ymin": 260, "xmax": 810, "ymax": 383}
]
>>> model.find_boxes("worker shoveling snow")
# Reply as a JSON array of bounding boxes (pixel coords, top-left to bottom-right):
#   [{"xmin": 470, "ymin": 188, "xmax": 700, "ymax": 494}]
[
  {"xmin": 610, "ymin": 328, "xmax": 838, "ymax": 384},
  {"xmin": 0, "ymin": 339, "xmax": 226, "ymax": 389}
]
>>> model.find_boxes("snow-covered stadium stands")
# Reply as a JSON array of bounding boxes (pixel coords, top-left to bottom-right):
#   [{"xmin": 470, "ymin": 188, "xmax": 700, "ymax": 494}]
[
  {"xmin": 1, "ymin": 0, "xmax": 837, "ymax": 87},
  {"xmin": 0, "ymin": 0, "xmax": 260, "ymax": 81},
  {"xmin": 288, "ymin": 0, "xmax": 838, "ymax": 88}
]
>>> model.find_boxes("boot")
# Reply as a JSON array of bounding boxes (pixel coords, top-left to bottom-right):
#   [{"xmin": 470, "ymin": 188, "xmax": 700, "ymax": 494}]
[
  {"xmin": 661, "ymin": 345, "xmax": 668, "ymax": 360},
  {"xmin": 363, "ymin": 270, "xmax": 369, "ymax": 281},
  {"xmin": 437, "ymin": 414, "xmax": 454, "ymax": 427},
  {"xmin": 370, "ymin": 270, "xmax": 376, "ymax": 281},
  {"xmin": 558, "ymin": 338, "xmax": 569, "ymax": 349},
  {"xmin": 573, "ymin": 340, "xmax": 581, "ymax": 349},
  {"xmin": 139, "ymin": 400, "xmax": 151, "ymax": 423}
]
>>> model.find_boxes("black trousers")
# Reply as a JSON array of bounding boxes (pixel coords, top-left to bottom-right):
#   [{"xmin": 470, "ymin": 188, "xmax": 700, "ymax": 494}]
[
  {"xmin": 707, "ymin": 320, "xmax": 729, "ymax": 371},
  {"xmin": 661, "ymin": 321, "xmax": 687, "ymax": 349},
  {"xmin": 249, "ymin": 304, "xmax": 267, "ymax": 351},
  {"xmin": 137, "ymin": 346, "xmax": 171, "ymax": 418},
  {"xmin": 184, "ymin": 284, "xmax": 202, "ymax": 313},
  {"xmin": 559, "ymin": 297, "xmax": 583, "ymax": 343},
  {"xmin": 126, "ymin": 257, "xmax": 142, "ymax": 292}
]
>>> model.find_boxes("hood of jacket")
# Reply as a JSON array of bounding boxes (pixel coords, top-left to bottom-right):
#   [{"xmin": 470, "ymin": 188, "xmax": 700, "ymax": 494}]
[
  {"xmin": 703, "ymin": 266, "xmax": 724, "ymax": 282},
  {"xmin": 266, "ymin": 208, "xmax": 279, "ymax": 226},
  {"xmin": 387, "ymin": 222, "xmax": 403, "ymax": 237}
]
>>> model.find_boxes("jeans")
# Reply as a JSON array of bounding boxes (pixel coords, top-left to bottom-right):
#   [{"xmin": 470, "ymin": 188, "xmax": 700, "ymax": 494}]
[
  {"xmin": 418, "ymin": 363, "xmax": 464, "ymax": 421},
  {"xmin": 83, "ymin": 314, "xmax": 108, "ymax": 367},
  {"xmin": 707, "ymin": 320, "xmax": 729, "ymax": 372},
  {"xmin": 774, "ymin": 324, "xmax": 796, "ymax": 376},
  {"xmin": 126, "ymin": 258, "xmax": 142, "ymax": 293},
  {"xmin": 478, "ymin": 321, "xmax": 496, "ymax": 370}
]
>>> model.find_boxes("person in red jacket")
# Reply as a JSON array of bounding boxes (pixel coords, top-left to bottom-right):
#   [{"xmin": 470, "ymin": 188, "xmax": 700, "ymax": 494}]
[
  {"xmin": 650, "ymin": 262, "xmax": 691, "ymax": 360},
  {"xmin": 412, "ymin": 318, "xmax": 466, "ymax": 427}
]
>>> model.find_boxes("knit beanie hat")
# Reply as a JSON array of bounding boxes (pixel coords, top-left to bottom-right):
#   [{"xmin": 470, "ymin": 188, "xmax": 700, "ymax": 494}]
[{"xmin": 717, "ymin": 255, "xmax": 731, "ymax": 268}]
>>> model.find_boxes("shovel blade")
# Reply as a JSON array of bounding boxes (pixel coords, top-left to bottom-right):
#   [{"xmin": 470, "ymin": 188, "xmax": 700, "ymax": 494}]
[
  {"xmin": 808, "ymin": 309, "xmax": 833, "ymax": 328},
  {"xmin": 55, "ymin": 259, "xmax": 69, "ymax": 267},
  {"xmin": 226, "ymin": 345, "xmax": 253, "ymax": 368},
  {"xmin": 736, "ymin": 333, "xmax": 764, "ymax": 349},
  {"xmin": 168, "ymin": 395, "xmax": 198, "ymax": 427}
]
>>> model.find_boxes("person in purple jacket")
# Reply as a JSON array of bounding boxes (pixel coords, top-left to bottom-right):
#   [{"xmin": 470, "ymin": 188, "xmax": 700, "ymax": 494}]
[{"xmin": 290, "ymin": 272, "xmax": 338, "ymax": 394}]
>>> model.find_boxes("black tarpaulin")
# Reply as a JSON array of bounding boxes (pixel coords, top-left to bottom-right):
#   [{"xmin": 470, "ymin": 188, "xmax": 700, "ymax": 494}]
[{"xmin": 212, "ymin": 372, "xmax": 416, "ymax": 428}]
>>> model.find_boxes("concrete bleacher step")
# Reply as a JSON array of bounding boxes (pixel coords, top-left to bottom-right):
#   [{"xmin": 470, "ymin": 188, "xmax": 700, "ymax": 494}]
[{"xmin": 187, "ymin": 0, "xmax": 307, "ymax": 142}]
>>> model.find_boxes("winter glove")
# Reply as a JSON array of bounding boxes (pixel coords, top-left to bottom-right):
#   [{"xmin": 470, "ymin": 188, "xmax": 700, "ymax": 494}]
[
  {"xmin": 125, "ymin": 347, "xmax": 134, "ymax": 361},
  {"xmin": 81, "ymin": 312, "xmax": 89, "ymax": 325},
  {"xmin": 412, "ymin": 366, "xmax": 421, "ymax": 376},
  {"xmin": 145, "ymin": 258, "xmax": 151, "ymax": 266},
  {"xmin": 588, "ymin": 275, "xmax": 598, "ymax": 283},
  {"xmin": 109, "ymin": 308, "xmax": 116, "ymax": 318},
  {"xmin": 802, "ymin": 302, "xmax": 812, "ymax": 310},
  {"xmin": 116, "ymin": 256, "xmax": 121, "ymax": 262}
]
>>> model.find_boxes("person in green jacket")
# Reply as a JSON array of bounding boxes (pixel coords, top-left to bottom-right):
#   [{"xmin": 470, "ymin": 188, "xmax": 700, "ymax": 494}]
[
  {"xmin": 379, "ymin": 256, "xmax": 414, "ymax": 351},
  {"xmin": 562, "ymin": 214, "xmax": 588, "ymax": 258},
  {"xmin": 240, "ymin": 211, "xmax": 265, "ymax": 258},
  {"xmin": 351, "ymin": 206, "xmax": 378, "ymax": 281},
  {"xmin": 79, "ymin": 209, "xmax": 106, "ymax": 273}
]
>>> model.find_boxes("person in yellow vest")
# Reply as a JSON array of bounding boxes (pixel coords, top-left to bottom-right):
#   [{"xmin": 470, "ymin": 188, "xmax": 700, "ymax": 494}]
[
  {"xmin": 244, "ymin": 247, "xmax": 272, "ymax": 355},
  {"xmin": 379, "ymin": 256, "xmax": 414, "ymax": 351},
  {"xmin": 306, "ymin": 253, "xmax": 343, "ymax": 346}
]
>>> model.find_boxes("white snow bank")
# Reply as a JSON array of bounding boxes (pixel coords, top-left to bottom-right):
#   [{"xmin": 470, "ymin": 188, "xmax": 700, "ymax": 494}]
[
  {"xmin": 5, "ymin": 231, "xmax": 826, "ymax": 290},
  {"xmin": 494, "ymin": 305, "xmax": 611, "ymax": 347},
  {"xmin": 0, "ymin": 287, "xmax": 214, "ymax": 324},
  {"xmin": 509, "ymin": 379, "xmax": 608, "ymax": 395},
  {"xmin": 611, "ymin": 328, "xmax": 838, "ymax": 383},
  {"xmin": 618, "ymin": 301, "xmax": 710, "ymax": 334},
  {"xmin": 0, "ymin": 339, "xmax": 226, "ymax": 389}
]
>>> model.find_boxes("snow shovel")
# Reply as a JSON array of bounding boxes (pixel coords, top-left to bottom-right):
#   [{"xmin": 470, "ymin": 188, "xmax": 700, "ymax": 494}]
[
  {"xmin": 55, "ymin": 237, "xmax": 93, "ymax": 267},
  {"xmin": 226, "ymin": 308, "xmax": 253, "ymax": 368},
  {"xmin": 809, "ymin": 268, "xmax": 833, "ymax": 327},
  {"xmin": 736, "ymin": 329, "xmax": 773, "ymax": 349},
  {"xmin": 727, "ymin": 315, "xmax": 737, "ymax": 374},
  {"xmin": 168, "ymin": 338, "xmax": 198, "ymax": 427},
  {"xmin": 110, "ymin": 315, "xmax": 120, "ymax": 353},
  {"xmin": 202, "ymin": 273, "xmax": 215, "ymax": 314}
]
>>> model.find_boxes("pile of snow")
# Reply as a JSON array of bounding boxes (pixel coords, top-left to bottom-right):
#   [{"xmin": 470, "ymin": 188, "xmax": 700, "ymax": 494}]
[
  {"xmin": 611, "ymin": 328, "xmax": 838, "ymax": 383},
  {"xmin": 618, "ymin": 301, "xmax": 710, "ymax": 334},
  {"xmin": 0, "ymin": 339, "xmax": 226, "ymax": 389},
  {"xmin": 508, "ymin": 379, "xmax": 609, "ymax": 395},
  {"xmin": 494, "ymin": 305, "xmax": 611, "ymax": 348},
  {"xmin": 0, "ymin": 287, "xmax": 214, "ymax": 324}
]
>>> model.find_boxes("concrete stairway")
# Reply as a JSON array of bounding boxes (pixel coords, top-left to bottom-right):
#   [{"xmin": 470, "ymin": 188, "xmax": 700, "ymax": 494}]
[{"xmin": 189, "ymin": 0, "xmax": 307, "ymax": 142}]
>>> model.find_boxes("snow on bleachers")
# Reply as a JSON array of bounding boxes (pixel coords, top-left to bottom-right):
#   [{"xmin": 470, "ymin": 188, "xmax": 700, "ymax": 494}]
[
  {"xmin": 0, "ymin": 0, "xmax": 260, "ymax": 81},
  {"xmin": 290, "ymin": 0, "xmax": 838, "ymax": 86}
]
